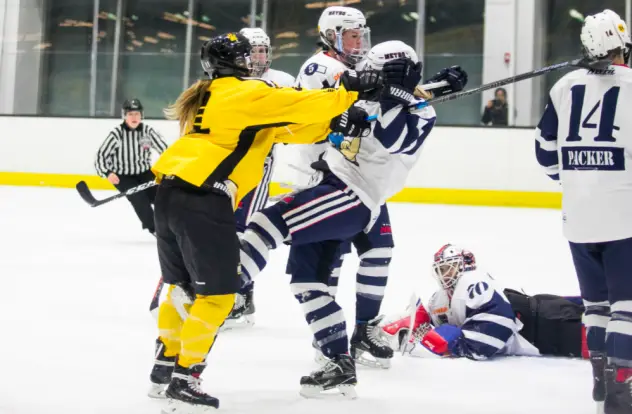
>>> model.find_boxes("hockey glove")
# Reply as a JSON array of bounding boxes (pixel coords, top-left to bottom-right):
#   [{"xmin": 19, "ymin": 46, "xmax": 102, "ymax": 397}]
[
  {"xmin": 329, "ymin": 106, "xmax": 371, "ymax": 138},
  {"xmin": 425, "ymin": 66, "xmax": 468, "ymax": 97},
  {"xmin": 420, "ymin": 324, "xmax": 465, "ymax": 356},
  {"xmin": 339, "ymin": 69, "xmax": 383, "ymax": 98},
  {"xmin": 381, "ymin": 58, "xmax": 423, "ymax": 105}
]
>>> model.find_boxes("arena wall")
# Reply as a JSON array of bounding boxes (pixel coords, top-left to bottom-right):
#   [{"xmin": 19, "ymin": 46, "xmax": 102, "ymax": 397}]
[{"xmin": 0, "ymin": 116, "xmax": 561, "ymax": 208}]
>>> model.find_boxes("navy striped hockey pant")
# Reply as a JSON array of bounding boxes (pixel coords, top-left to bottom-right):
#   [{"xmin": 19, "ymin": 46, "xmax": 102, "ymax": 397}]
[
  {"xmin": 286, "ymin": 203, "xmax": 393, "ymax": 324},
  {"xmin": 569, "ymin": 237, "xmax": 632, "ymax": 367},
  {"xmin": 239, "ymin": 173, "xmax": 375, "ymax": 357}
]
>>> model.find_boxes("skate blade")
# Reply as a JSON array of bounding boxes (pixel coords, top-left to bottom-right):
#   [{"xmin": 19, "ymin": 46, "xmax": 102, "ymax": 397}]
[
  {"xmin": 161, "ymin": 398, "xmax": 218, "ymax": 414},
  {"xmin": 220, "ymin": 314, "xmax": 255, "ymax": 331},
  {"xmin": 299, "ymin": 384, "xmax": 357, "ymax": 400},
  {"xmin": 596, "ymin": 401, "xmax": 604, "ymax": 414},
  {"xmin": 147, "ymin": 383, "xmax": 167, "ymax": 399},
  {"xmin": 354, "ymin": 350, "xmax": 392, "ymax": 369}
]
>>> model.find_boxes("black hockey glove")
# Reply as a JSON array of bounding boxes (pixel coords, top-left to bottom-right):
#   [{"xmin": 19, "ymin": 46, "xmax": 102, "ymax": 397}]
[
  {"xmin": 425, "ymin": 66, "xmax": 468, "ymax": 97},
  {"xmin": 381, "ymin": 58, "xmax": 423, "ymax": 105},
  {"xmin": 340, "ymin": 69, "xmax": 383, "ymax": 100},
  {"xmin": 329, "ymin": 106, "xmax": 371, "ymax": 138}
]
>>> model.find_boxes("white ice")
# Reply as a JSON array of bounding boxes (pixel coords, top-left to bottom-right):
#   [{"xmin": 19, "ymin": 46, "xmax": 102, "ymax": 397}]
[{"xmin": 0, "ymin": 186, "xmax": 593, "ymax": 414}]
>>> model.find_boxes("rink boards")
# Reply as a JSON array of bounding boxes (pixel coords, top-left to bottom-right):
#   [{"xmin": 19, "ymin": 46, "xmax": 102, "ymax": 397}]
[{"xmin": 0, "ymin": 116, "xmax": 561, "ymax": 208}]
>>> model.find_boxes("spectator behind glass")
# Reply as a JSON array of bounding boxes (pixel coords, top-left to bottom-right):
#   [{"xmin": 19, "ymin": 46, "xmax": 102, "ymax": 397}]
[{"xmin": 481, "ymin": 87, "xmax": 508, "ymax": 126}]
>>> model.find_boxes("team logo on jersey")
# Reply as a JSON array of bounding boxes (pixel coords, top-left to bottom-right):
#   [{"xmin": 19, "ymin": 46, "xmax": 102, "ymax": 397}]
[
  {"xmin": 139, "ymin": 135, "xmax": 152, "ymax": 150},
  {"xmin": 304, "ymin": 63, "xmax": 327, "ymax": 76},
  {"xmin": 380, "ymin": 224, "xmax": 392, "ymax": 235},
  {"xmin": 467, "ymin": 282, "xmax": 489, "ymax": 299},
  {"xmin": 280, "ymin": 194, "xmax": 295, "ymax": 204},
  {"xmin": 562, "ymin": 146, "xmax": 624, "ymax": 171}
]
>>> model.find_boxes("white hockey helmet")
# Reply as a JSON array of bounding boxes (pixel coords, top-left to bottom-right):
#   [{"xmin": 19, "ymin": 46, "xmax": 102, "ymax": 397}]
[
  {"xmin": 318, "ymin": 6, "xmax": 370, "ymax": 66},
  {"xmin": 357, "ymin": 40, "xmax": 419, "ymax": 71},
  {"xmin": 239, "ymin": 27, "xmax": 271, "ymax": 76},
  {"xmin": 581, "ymin": 9, "xmax": 632, "ymax": 61},
  {"xmin": 432, "ymin": 244, "xmax": 477, "ymax": 291}
]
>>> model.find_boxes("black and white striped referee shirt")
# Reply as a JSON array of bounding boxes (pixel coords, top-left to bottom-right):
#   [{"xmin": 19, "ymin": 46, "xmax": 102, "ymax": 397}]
[{"xmin": 95, "ymin": 123, "xmax": 168, "ymax": 177}]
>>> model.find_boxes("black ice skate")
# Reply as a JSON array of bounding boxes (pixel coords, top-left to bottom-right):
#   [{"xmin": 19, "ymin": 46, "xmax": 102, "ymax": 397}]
[
  {"xmin": 162, "ymin": 363, "xmax": 219, "ymax": 414},
  {"xmin": 604, "ymin": 364, "xmax": 632, "ymax": 414},
  {"xmin": 350, "ymin": 316, "xmax": 394, "ymax": 369},
  {"xmin": 148, "ymin": 338, "xmax": 175, "ymax": 399},
  {"xmin": 300, "ymin": 354, "xmax": 357, "ymax": 399},
  {"xmin": 590, "ymin": 352, "xmax": 606, "ymax": 413},
  {"xmin": 221, "ymin": 290, "xmax": 255, "ymax": 331},
  {"xmin": 312, "ymin": 338, "xmax": 330, "ymax": 366}
]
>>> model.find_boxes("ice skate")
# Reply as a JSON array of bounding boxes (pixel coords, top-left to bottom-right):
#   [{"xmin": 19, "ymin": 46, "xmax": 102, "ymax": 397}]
[
  {"xmin": 300, "ymin": 354, "xmax": 357, "ymax": 399},
  {"xmin": 312, "ymin": 338, "xmax": 330, "ymax": 366},
  {"xmin": 148, "ymin": 338, "xmax": 175, "ymax": 399},
  {"xmin": 589, "ymin": 352, "xmax": 606, "ymax": 414},
  {"xmin": 350, "ymin": 316, "xmax": 393, "ymax": 369},
  {"xmin": 604, "ymin": 364, "xmax": 632, "ymax": 414},
  {"xmin": 221, "ymin": 290, "xmax": 255, "ymax": 331},
  {"xmin": 162, "ymin": 363, "xmax": 219, "ymax": 414}
]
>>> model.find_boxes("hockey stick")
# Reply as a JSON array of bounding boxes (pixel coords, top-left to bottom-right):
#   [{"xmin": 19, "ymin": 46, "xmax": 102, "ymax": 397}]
[
  {"xmin": 75, "ymin": 179, "xmax": 157, "ymax": 207},
  {"xmin": 425, "ymin": 56, "xmax": 610, "ymax": 106},
  {"xmin": 149, "ymin": 275, "xmax": 164, "ymax": 320},
  {"xmin": 401, "ymin": 293, "xmax": 419, "ymax": 355},
  {"xmin": 364, "ymin": 57, "xmax": 610, "ymax": 122}
]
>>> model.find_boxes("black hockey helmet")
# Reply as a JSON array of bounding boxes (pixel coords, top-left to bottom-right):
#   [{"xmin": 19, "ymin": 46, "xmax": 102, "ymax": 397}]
[
  {"xmin": 200, "ymin": 32, "xmax": 252, "ymax": 78},
  {"xmin": 122, "ymin": 98, "xmax": 143, "ymax": 117}
]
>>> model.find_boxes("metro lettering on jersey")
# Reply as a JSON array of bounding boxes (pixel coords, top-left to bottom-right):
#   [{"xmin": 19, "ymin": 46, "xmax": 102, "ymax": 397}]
[{"xmin": 562, "ymin": 146, "xmax": 625, "ymax": 171}]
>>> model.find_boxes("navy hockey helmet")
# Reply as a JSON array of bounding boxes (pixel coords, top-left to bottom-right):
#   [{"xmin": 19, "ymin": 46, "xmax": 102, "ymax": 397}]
[{"xmin": 200, "ymin": 32, "xmax": 252, "ymax": 79}]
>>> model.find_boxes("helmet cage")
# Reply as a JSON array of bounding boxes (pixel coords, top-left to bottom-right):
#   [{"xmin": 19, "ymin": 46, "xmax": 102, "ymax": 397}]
[{"xmin": 432, "ymin": 255, "xmax": 464, "ymax": 291}]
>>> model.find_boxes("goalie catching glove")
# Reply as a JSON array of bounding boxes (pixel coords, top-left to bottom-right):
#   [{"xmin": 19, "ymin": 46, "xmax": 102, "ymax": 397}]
[{"xmin": 381, "ymin": 298, "xmax": 465, "ymax": 357}]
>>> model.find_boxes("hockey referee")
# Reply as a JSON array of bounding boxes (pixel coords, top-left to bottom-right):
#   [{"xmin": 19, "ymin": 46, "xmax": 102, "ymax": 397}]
[{"xmin": 94, "ymin": 98, "xmax": 168, "ymax": 236}]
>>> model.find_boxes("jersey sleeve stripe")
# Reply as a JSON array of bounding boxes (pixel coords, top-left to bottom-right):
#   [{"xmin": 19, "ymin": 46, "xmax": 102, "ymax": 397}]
[{"xmin": 464, "ymin": 312, "xmax": 517, "ymax": 330}]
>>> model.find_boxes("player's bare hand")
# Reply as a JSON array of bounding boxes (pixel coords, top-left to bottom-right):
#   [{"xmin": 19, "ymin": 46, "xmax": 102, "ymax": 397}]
[
  {"xmin": 487, "ymin": 100, "xmax": 493, "ymax": 108},
  {"xmin": 107, "ymin": 173, "xmax": 120, "ymax": 185}
]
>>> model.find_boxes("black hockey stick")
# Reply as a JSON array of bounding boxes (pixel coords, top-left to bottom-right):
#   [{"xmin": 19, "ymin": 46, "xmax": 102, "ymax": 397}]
[
  {"xmin": 149, "ymin": 275, "xmax": 164, "ymax": 318},
  {"xmin": 425, "ymin": 57, "xmax": 611, "ymax": 105},
  {"xmin": 75, "ymin": 179, "xmax": 157, "ymax": 207},
  {"xmin": 366, "ymin": 57, "xmax": 609, "ymax": 121}
]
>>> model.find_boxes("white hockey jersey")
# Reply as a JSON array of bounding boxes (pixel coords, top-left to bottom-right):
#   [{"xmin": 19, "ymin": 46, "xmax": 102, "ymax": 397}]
[
  {"xmin": 261, "ymin": 67, "xmax": 295, "ymax": 87},
  {"xmin": 535, "ymin": 64, "xmax": 632, "ymax": 243},
  {"xmin": 290, "ymin": 52, "xmax": 351, "ymax": 185},
  {"xmin": 323, "ymin": 99, "xmax": 436, "ymax": 226},
  {"xmin": 427, "ymin": 269, "xmax": 540, "ymax": 360}
]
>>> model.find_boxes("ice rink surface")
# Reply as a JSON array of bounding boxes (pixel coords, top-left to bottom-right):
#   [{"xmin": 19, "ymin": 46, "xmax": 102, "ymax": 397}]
[{"xmin": 0, "ymin": 186, "xmax": 593, "ymax": 414}]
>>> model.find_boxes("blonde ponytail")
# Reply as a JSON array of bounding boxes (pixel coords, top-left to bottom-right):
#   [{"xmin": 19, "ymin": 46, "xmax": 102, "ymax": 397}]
[{"xmin": 164, "ymin": 79, "xmax": 213, "ymax": 135}]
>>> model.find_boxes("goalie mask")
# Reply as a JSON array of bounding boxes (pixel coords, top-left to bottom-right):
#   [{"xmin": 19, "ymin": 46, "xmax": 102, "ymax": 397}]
[
  {"xmin": 318, "ymin": 6, "xmax": 371, "ymax": 67},
  {"xmin": 239, "ymin": 28, "xmax": 271, "ymax": 77},
  {"xmin": 432, "ymin": 244, "xmax": 476, "ymax": 291}
]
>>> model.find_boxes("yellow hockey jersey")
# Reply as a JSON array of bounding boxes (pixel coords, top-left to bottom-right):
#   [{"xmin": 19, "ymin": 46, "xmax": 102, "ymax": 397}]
[{"xmin": 152, "ymin": 77, "xmax": 357, "ymax": 205}]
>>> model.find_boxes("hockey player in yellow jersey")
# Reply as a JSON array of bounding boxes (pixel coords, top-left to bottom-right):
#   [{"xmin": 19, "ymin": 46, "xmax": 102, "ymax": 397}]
[{"xmin": 148, "ymin": 32, "xmax": 381, "ymax": 412}]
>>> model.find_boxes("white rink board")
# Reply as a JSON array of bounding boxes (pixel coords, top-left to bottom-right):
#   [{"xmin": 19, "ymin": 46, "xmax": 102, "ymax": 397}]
[{"xmin": 0, "ymin": 116, "xmax": 560, "ymax": 193}]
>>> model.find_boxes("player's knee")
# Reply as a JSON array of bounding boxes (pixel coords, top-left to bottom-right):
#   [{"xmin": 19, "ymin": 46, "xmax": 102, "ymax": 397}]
[
  {"xmin": 583, "ymin": 300, "xmax": 610, "ymax": 329},
  {"xmin": 247, "ymin": 211, "xmax": 287, "ymax": 248},
  {"xmin": 358, "ymin": 248, "xmax": 392, "ymax": 277},
  {"xmin": 359, "ymin": 247, "xmax": 393, "ymax": 266},
  {"xmin": 610, "ymin": 301, "xmax": 632, "ymax": 326},
  {"xmin": 290, "ymin": 282, "xmax": 329, "ymax": 302},
  {"xmin": 190, "ymin": 294, "xmax": 236, "ymax": 327}
]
